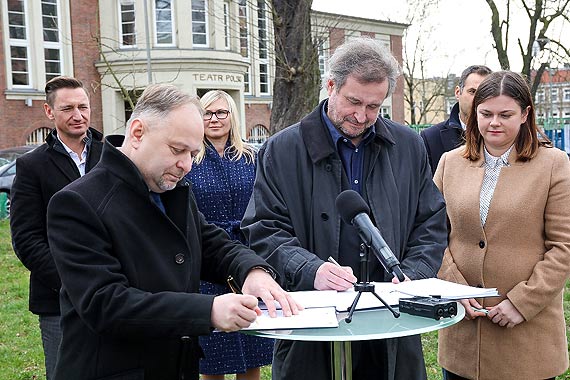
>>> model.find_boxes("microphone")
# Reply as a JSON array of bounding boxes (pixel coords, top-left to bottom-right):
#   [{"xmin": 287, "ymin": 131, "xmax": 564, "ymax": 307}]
[{"xmin": 335, "ymin": 190, "xmax": 405, "ymax": 282}]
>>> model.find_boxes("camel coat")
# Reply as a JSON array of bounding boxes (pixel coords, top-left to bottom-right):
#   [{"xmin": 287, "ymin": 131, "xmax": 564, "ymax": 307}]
[{"xmin": 434, "ymin": 146, "xmax": 570, "ymax": 379}]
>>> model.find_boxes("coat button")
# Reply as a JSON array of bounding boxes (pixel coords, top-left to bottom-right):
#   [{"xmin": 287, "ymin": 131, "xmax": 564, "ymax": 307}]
[
  {"xmin": 478, "ymin": 240, "xmax": 485, "ymax": 249},
  {"xmin": 174, "ymin": 253, "xmax": 185, "ymax": 264},
  {"xmin": 325, "ymin": 164, "xmax": 332, "ymax": 172},
  {"xmin": 321, "ymin": 212, "xmax": 329, "ymax": 221}
]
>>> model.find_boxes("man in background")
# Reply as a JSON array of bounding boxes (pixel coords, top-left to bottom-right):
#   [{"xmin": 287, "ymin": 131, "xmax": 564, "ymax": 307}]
[
  {"xmin": 420, "ymin": 65, "xmax": 492, "ymax": 174},
  {"xmin": 242, "ymin": 37, "xmax": 447, "ymax": 380},
  {"xmin": 10, "ymin": 76, "xmax": 103, "ymax": 379}
]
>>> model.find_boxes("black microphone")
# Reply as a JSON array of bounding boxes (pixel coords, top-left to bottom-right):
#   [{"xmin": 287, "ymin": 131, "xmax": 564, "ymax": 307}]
[{"xmin": 335, "ymin": 190, "xmax": 405, "ymax": 282}]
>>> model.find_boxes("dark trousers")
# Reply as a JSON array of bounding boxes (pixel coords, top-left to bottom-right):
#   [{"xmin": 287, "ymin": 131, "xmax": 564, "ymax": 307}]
[
  {"xmin": 39, "ymin": 315, "xmax": 62, "ymax": 380},
  {"xmin": 442, "ymin": 368, "xmax": 556, "ymax": 380}
]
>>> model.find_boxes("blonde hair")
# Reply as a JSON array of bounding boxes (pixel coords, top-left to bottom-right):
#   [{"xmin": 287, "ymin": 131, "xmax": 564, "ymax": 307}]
[{"xmin": 194, "ymin": 90, "xmax": 255, "ymax": 164}]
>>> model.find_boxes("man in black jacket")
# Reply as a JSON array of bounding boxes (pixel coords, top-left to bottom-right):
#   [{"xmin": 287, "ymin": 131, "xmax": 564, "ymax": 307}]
[
  {"xmin": 46, "ymin": 84, "xmax": 299, "ymax": 380},
  {"xmin": 420, "ymin": 65, "xmax": 491, "ymax": 174},
  {"xmin": 243, "ymin": 37, "xmax": 447, "ymax": 380},
  {"xmin": 10, "ymin": 76, "xmax": 103, "ymax": 380}
]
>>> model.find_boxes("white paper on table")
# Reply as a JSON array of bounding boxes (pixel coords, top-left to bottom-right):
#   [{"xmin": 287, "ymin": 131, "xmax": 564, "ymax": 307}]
[{"xmin": 242, "ymin": 306, "xmax": 339, "ymax": 330}]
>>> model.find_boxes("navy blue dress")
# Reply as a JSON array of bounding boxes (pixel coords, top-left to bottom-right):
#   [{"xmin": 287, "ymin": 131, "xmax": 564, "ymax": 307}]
[{"xmin": 185, "ymin": 141, "xmax": 274, "ymax": 375}]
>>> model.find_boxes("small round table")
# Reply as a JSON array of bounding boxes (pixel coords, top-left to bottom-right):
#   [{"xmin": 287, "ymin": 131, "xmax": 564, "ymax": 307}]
[{"xmin": 245, "ymin": 305, "xmax": 465, "ymax": 380}]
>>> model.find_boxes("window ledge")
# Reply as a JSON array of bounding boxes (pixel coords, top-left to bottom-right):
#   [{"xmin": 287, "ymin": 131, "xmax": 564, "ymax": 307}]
[{"xmin": 5, "ymin": 89, "xmax": 45, "ymax": 101}]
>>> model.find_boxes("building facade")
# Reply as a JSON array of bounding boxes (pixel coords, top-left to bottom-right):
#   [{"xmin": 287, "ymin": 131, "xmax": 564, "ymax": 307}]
[
  {"xmin": 534, "ymin": 67, "xmax": 570, "ymax": 153},
  {"xmin": 0, "ymin": 0, "xmax": 407, "ymax": 149}
]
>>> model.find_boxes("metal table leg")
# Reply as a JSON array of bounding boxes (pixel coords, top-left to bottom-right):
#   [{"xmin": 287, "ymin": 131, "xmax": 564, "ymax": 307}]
[{"xmin": 331, "ymin": 341, "xmax": 352, "ymax": 380}]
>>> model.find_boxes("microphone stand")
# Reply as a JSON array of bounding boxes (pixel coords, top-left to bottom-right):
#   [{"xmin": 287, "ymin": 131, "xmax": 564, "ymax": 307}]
[{"xmin": 345, "ymin": 244, "xmax": 400, "ymax": 323}]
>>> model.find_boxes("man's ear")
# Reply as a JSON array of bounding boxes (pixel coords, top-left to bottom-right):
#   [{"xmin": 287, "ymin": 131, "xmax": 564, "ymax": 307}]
[
  {"xmin": 128, "ymin": 119, "xmax": 145, "ymax": 148},
  {"xmin": 44, "ymin": 103, "xmax": 54, "ymax": 120}
]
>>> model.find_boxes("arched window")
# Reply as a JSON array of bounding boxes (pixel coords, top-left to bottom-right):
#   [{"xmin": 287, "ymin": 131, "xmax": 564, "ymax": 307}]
[
  {"xmin": 27, "ymin": 127, "xmax": 52, "ymax": 145},
  {"xmin": 248, "ymin": 124, "xmax": 269, "ymax": 144}
]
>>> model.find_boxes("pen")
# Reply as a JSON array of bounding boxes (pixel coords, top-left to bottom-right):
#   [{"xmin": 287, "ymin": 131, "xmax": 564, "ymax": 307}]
[
  {"xmin": 327, "ymin": 256, "xmax": 342, "ymax": 267},
  {"xmin": 327, "ymin": 256, "xmax": 356, "ymax": 285},
  {"xmin": 471, "ymin": 306, "xmax": 489, "ymax": 314},
  {"xmin": 227, "ymin": 275, "xmax": 242, "ymax": 294}
]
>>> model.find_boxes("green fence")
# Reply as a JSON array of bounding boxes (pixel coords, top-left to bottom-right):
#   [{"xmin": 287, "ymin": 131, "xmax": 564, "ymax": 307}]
[{"xmin": 0, "ymin": 192, "xmax": 7, "ymax": 219}]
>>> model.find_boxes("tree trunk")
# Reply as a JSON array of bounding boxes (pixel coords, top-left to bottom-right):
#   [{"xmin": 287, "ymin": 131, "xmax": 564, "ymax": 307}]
[{"xmin": 270, "ymin": 0, "xmax": 320, "ymax": 135}]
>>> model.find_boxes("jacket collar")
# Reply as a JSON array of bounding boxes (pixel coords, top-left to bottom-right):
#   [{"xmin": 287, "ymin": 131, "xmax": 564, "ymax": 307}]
[
  {"xmin": 45, "ymin": 127, "xmax": 103, "ymax": 149},
  {"xmin": 299, "ymin": 99, "xmax": 396, "ymax": 164}
]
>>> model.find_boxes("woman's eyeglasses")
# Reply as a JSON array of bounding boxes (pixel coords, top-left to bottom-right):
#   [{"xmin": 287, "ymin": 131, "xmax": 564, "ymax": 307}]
[{"xmin": 203, "ymin": 109, "xmax": 230, "ymax": 121}]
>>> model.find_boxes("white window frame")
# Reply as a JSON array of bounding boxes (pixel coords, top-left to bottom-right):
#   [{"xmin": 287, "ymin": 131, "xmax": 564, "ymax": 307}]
[
  {"xmin": 564, "ymin": 88, "xmax": 570, "ymax": 102},
  {"xmin": 238, "ymin": 0, "xmax": 249, "ymax": 57},
  {"xmin": 223, "ymin": 1, "xmax": 230, "ymax": 50},
  {"xmin": 119, "ymin": 0, "xmax": 137, "ymax": 48},
  {"xmin": 259, "ymin": 63, "xmax": 270, "ymax": 95},
  {"xmin": 153, "ymin": 0, "xmax": 175, "ymax": 46},
  {"xmin": 6, "ymin": 0, "xmax": 32, "ymax": 88},
  {"xmin": 551, "ymin": 88, "xmax": 558, "ymax": 102},
  {"xmin": 191, "ymin": 0, "xmax": 209, "ymax": 47},
  {"xmin": 257, "ymin": 0, "xmax": 270, "ymax": 95},
  {"xmin": 244, "ymin": 67, "xmax": 251, "ymax": 95},
  {"xmin": 42, "ymin": 0, "xmax": 63, "ymax": 81}
]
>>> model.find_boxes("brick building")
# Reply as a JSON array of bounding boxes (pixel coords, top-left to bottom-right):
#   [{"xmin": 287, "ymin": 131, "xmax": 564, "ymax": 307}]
[{"xmin": 0, "ymin": 0, "xmax": 407, "ymax": 148}]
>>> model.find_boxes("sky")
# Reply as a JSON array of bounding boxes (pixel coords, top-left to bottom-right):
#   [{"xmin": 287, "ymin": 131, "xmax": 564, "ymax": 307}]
[{"xmin": 311, "ymin": 0, "xmax": 569, "ymax": 78}]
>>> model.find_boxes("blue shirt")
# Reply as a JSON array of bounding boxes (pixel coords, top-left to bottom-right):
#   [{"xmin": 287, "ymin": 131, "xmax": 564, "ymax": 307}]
[{"xmin": 321, "ymin": 101, "xmax": 376, "ymax": 194}]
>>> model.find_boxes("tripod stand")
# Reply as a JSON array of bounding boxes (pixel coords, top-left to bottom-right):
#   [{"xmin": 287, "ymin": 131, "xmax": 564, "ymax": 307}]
[{"xmin": 345, "ymin": 244, "xmax": 400, "ymax": 323}]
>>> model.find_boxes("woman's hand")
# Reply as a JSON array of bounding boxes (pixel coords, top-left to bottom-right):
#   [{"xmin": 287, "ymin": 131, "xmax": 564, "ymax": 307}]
[
  {"xmin": 487, "ymin": 299, "xmax": 524, "ymax": 328},
  {"xmin": 460, "ymin": 298, "xmax": 488, "ymax": 320}
]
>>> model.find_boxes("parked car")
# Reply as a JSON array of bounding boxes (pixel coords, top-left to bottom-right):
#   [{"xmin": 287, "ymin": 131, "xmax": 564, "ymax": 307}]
[{"xmin": 0, "ymin": 145, "xmax": 38, "ymax": 218}]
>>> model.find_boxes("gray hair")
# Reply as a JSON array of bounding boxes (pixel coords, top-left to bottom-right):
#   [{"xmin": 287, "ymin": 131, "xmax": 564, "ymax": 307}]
[
  {"xmin": 128, "ymin": 84, "xmax": 201, "ymax": 127},
  {"xmin": 324, "ymin": 37, "xmax": 401, "ymax": 97}
]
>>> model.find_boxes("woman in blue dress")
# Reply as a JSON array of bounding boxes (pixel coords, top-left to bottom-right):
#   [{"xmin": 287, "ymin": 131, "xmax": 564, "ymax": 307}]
[{"xmin": 186, "ymin": 90, "xmax": 273, "ymax": 380}]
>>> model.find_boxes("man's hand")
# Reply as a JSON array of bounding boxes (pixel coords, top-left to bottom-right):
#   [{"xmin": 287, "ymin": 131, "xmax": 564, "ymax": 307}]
[
  {"xmin": 314, "ymin": 262, "xmax": 357, "ymax": 291},
  {"xmin": 241, "ymin": 268, "xmax": 303, "ymax": 318},
  {"xmin": 487, "ymin": 299, "xmax": 524, "ymax": 328},
  {"xmin": 211, "ymin": 293, "xmax": 261, "ymax": 332}
]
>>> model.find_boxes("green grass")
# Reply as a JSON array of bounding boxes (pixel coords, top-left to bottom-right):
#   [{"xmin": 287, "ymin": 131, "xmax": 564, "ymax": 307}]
[{"xmin": 1, "ymin": 218, "xmax": 568, "ymax": 380}]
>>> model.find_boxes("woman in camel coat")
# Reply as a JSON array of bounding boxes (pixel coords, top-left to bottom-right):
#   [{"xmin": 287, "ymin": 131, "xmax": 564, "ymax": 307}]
[{"xmin": 434, "ymin": 71, "xmax": 570, "ymax": 380}]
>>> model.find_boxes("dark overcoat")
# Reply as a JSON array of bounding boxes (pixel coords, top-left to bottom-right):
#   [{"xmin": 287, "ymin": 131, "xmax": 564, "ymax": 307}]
[
  {"xmin": 11, "ymin": 127, "xmax": 103, "ymax": 315},
  {"xmin": 47, "ymin": 138, "xmax": 273, "ymax": 380},
  {"xmin": 242, "ymin": 101, "xmax": 447, "ymax": 380},
  {"xmin": 420, "ymin": 102, "xmax": 463, "ymax": 175}
]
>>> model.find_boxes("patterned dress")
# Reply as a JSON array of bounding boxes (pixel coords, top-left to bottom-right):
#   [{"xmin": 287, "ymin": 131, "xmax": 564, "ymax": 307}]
[{"xmin": 185, "ymin": 141, "xmax": 274, "ymax": 375}]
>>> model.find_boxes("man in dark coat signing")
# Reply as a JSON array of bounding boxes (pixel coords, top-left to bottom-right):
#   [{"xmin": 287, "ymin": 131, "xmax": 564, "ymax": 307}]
[
  {"xmin": 242, "ymin": 37, "xmax": 447, "ymax": 380},
  {"xmin": 47, "ymin": 84, "xmax": 299, "ymax": 380}
]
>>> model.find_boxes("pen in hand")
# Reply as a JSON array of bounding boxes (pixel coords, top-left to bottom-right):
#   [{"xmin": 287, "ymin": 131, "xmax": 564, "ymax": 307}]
[{"xmin": 327, "ymin": 256, "xmax": 356, "ymax": 285}]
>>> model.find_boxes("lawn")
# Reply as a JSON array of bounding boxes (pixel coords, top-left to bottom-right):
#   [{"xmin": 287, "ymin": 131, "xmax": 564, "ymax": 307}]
[{"xmin": 0, "ymin": 218, "xmax": 568, "ymax": 379}]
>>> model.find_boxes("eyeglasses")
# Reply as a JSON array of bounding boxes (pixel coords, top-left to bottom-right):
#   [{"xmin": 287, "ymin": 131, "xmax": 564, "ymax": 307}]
[{"xmin": 203, "ymin": 109, "xmax": 230, "ymax": 121}]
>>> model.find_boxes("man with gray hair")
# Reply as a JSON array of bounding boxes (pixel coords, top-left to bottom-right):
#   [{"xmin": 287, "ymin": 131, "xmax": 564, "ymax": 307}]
[
  {"xmin": 242, "ymin": 37, "xmax": 447, "ymax": 379},
  {"xmin": 47, "ymin": 84, "xmax": 300, "ymax": 380}
]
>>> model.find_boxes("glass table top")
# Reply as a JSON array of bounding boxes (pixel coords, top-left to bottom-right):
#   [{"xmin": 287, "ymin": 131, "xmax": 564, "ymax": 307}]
[{"xmin": 245, "ymin": 304, "xmax": 465, "ymax": 342}]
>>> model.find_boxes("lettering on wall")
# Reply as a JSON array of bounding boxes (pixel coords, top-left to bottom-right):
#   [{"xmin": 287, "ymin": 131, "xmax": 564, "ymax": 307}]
[{"xmin": 192, "ymin": 73, "xmax": 243, "ymax": 83}]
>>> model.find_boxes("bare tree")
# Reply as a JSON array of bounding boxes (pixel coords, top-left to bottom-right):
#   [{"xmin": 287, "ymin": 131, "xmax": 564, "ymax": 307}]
[
  {"xmin": 402, "ymin": 0, "xmax": 450, "ymax": 125},
  {"xmin": 485, "ymin": 0, "xmax": 570, "ymax": 96},
  {"xmin": 270, "ymin": 0, "xmax": 321, "ymax": 134}
]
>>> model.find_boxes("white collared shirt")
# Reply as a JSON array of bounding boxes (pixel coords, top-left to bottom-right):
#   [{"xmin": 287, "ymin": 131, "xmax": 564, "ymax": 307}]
[
  {"xmin": 57, "ymin": 136, "xmax": 89, "ymax": 176},
  {"xmin": 479, "ymin": 145, "xmax": 513, "ymax": 226}
]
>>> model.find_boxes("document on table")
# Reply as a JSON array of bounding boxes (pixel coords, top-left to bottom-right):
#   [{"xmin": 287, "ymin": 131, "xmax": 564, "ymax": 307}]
[
  {"xmin": 391, "ymin": 278, "xmax": 499, "ymax": 300},
  {"xmin": 261, "ymin": 278, "xmax": 499, "ymax": 313},
  {"xmin": 242, "ymin": 307, "xmax": 339, "ymax": 330}
]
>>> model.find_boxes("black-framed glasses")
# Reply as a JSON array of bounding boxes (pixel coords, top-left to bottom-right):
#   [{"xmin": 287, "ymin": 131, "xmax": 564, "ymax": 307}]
[{"xmin": 203, "ymin": 109, "xmax": 230, "ymax": 121}]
